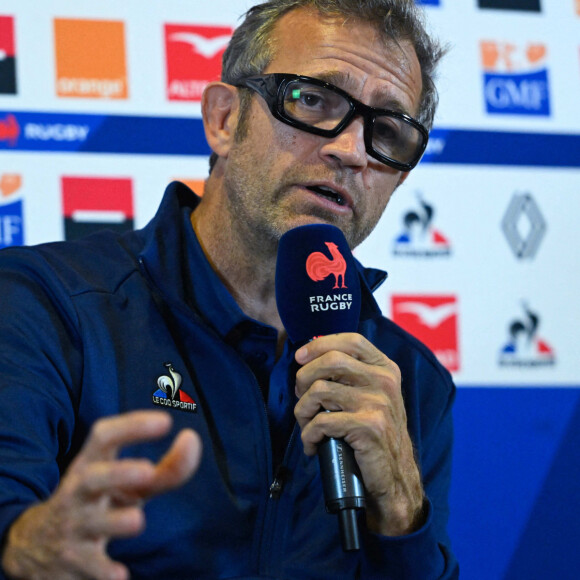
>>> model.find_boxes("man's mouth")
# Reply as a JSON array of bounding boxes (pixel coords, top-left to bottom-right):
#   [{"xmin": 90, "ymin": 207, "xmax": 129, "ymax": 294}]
[{"xmin": 305, "ymin": 185, "xmax": 347, "ymax": 207}]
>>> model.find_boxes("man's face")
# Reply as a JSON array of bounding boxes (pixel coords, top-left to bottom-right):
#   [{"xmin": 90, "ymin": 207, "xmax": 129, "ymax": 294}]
[{"xmin": 222, "ymin": 7, "xmax": 423, "ymax": 251}]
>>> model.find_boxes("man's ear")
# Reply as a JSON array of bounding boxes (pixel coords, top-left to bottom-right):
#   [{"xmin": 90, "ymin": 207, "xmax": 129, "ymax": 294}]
[
  {"xmin": 397, "ymin": 171, "xmax": 411, "ymax": 188},
  {"xmin": 201, "ymin": 82, "xmax": 240, "ymax": 158}
]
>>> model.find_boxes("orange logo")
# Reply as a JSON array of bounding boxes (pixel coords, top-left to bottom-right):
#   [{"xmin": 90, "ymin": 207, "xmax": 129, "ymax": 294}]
[
  {"xmin": 176, "ymin": 179, "xmax": 205, "ymax": 196},
  {"xmin": 306, "ymin": 242, "xmax": 347, "ymax": 289},
  {"xmin": 54, "ymin": 19, "xmax": 128, "ymax": 99},
  {"xmin": 0, "ymin": 174, "xmax": 22, "ymax": 197}
]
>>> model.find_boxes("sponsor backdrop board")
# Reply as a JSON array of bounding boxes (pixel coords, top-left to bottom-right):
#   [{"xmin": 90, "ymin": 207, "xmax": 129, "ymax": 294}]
[{"xmin": 1, "ymin": 0, "xmax": 579, "ymax": 578}]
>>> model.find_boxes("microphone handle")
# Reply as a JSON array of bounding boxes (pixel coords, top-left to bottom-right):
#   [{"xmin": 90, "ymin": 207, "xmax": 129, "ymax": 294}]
[{"xmin": 318, "ymin": 427, "xmax": 366, "ymax": 552}]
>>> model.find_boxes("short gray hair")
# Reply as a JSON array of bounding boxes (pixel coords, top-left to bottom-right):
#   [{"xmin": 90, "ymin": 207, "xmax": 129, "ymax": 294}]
[{"xmin": 208, "ymin": 0, "xmax": 446, "ymax": 172}]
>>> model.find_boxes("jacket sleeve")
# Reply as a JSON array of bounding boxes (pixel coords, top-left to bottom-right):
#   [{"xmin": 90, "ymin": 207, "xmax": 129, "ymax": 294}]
[
  {"xmin": 359, "ymin": 317, "xmax": 459, "ymax": 579},
  {"xmin": 0, "ymin": 248, "xmax": 81, "ymax": 554}
]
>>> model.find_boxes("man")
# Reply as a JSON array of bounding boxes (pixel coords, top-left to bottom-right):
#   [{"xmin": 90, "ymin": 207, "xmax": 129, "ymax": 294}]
[{"xmin": 0, "ymin": 1, "xmax": 457, "ymax": 578}]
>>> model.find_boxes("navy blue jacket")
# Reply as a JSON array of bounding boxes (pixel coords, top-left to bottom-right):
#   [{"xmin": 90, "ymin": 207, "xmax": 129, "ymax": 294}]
[{"xmin": 0, "ymin": 182, "xmax": 458, "ymax": 578}]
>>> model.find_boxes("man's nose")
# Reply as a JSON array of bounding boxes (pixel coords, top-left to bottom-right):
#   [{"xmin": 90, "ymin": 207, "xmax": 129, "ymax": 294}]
[{"xmin": 318, "ymin": 116, "xmax": 368, "ymax": 170}]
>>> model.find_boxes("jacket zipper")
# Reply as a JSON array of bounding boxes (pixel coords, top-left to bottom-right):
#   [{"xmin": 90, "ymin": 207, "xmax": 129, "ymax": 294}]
[
  {"xmin": 139, "ymin": 256, "xmax": 303, "ymax": 576},
  {"xmin": 140, "ymin": 256, "xmax": 278, "ymax": 573},
  {"xmin": 258, "ymin": 425, "xmax": 300, "ymax": 575}
]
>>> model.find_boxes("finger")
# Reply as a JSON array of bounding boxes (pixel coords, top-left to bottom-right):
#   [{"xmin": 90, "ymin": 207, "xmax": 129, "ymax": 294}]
[
  {"xmin": 294, "ymin": 379, "xmax": 351, "ymax": 426},
  {"xmin": 65, "ymin": 548, "xmax": 131, "ymax": 580},
  {"xmin": 299, "ymin": 406, "xmax": 392, "ymax": 457},
  {"xmin": 295, "ymin": 350, "xmax": 368, "ymax": 397},
  {"xmin": 294, "ymin": 377, "xmax": 392, "ymax": 425},
  {"xmin": 139, "ymin": 428, "xmax": 202, "ymax": 499},
  {"xmin": 83, "ymin": 504, "xmax": 146, "ymax": 539},
  {"xmin": 298, "ymin": 410, "xmax": 354, "ymax": 456},
  {"xmin": 67, "ymin": 459, "xmax": 157, "ymax": 501},
  {"xmin": 296, "ymin": 352, "xmax": 402, "ymax": 403},
  {"xmin": 79, "ymin": 411, "xmax": 174, "ymax": 463},
  {"xmin": 295, "ymin": 333, "xmax": 388, "ymax": 367}
]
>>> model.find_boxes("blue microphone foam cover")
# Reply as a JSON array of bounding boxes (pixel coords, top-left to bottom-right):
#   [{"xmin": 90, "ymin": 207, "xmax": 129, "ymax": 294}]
[{"xmin": 276, "ymin": 224, "xmax": 361, "ymax": 344}]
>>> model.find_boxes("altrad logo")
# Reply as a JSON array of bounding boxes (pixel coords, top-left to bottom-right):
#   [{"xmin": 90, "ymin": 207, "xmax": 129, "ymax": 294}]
[
  {"xmin": 153, "ymin": 363, "xmax": 197, "ymax": 412},
  {"xmin": 391, "ymin": 295, "xmax": 460, "ymax": 372},
  {"xmin": 165, "ymin": 24, "xmax": 232, "ymax": 102}
]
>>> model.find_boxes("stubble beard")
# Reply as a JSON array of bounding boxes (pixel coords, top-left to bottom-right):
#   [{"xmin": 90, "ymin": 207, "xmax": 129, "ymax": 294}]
[{"xmin": 224, "ymin": 117, "xmax": 387, "ymax": 254}]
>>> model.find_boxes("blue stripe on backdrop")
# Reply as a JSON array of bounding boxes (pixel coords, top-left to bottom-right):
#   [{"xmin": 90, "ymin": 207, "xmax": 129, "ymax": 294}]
[
  {"xmin": 0, "ymin": 111, "xmax": 211, "ymax": 155},
  {"xmin": 2, "ymin": 110, "xmax": 580, "ymax": 167},
  {"xmin": 425, "ymin": 129, "xmax": 580, "ymax": 167},
  {"xmin": 449, "ymin": 387, "xmax": 580, "ymax": 580}
]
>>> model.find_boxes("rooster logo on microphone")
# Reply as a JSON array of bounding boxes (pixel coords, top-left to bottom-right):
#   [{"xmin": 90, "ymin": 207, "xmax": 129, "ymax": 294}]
[
  {"xmin": 306, "ymin": 242, "xmax": 348, "ymax": 289},
  {"xmin": 305, "ymin": 241, "xmax": 353, "ymax": 313}
]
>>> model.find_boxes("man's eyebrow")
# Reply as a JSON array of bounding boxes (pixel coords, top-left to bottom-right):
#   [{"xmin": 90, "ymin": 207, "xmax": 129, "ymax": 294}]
[{"xmin": 311, "ymin": 70, "xmax": 410, "ymax": 114}]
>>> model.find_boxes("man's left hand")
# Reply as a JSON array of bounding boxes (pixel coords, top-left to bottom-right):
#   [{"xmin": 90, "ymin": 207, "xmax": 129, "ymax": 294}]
[{"xmin": 294, "ymin": 333, "xmax": 425, "ymax": 537}]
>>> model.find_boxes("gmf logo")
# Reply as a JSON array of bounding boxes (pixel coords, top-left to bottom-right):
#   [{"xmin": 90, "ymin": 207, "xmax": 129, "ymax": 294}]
[
  {"xmin": 0, "ymin": 173, "xmax": 24, "ymax": 249},
  {"xmin": 165, "ymin": 24, "xmax": 232, "ymax": 102},
  {"xmin": 54, "ymin": 19, "xmax": 128, "ymax": 99},
  {"xmin": 391, "ymin": 295, "xmax": 460, "ymax": 372},
  {"xmin": 481, "ymin": 41, "xmax": 551, "ymax": 116}
]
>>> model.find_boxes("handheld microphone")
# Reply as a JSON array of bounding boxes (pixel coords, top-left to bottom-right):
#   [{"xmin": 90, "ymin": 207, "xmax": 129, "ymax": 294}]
[{"xmin": 276, "ymin": 223, "xmax": 366, "ymax": 552}]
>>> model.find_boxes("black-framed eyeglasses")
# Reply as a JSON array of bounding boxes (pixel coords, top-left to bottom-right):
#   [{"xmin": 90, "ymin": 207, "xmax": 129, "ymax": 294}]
[{"xmin": 235, "ymin": 73, "xmax": 428, "ymax": 172}]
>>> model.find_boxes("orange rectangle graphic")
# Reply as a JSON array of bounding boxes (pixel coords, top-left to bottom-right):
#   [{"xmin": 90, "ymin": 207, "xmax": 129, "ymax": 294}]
[{"xmin": 54, "ymin": 19, "xmax": 128, "ymax": 99}]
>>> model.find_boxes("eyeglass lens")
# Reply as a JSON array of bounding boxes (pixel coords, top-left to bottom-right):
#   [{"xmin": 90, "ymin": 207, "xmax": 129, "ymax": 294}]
[{"xmin": 282, "ymin": 79, "xmax": 422, "ymax": 164}]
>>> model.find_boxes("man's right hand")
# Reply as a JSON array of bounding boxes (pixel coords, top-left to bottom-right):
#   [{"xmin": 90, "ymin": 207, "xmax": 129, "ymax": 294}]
[{"xmin": 1, "ymin": 410, "xmax": 202, "ymax": 580}]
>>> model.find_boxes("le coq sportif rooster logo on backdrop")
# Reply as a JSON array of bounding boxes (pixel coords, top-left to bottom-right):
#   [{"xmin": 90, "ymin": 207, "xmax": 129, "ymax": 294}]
[{"xmin": 306, "ymin": 242, "xmax": 348, "ymax": 289}]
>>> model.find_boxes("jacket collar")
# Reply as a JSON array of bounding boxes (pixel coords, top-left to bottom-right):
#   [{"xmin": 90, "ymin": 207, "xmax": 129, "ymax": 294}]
[{"xmin": 138, "ymin": 181, "xmax": 388, "ymax": 323}]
